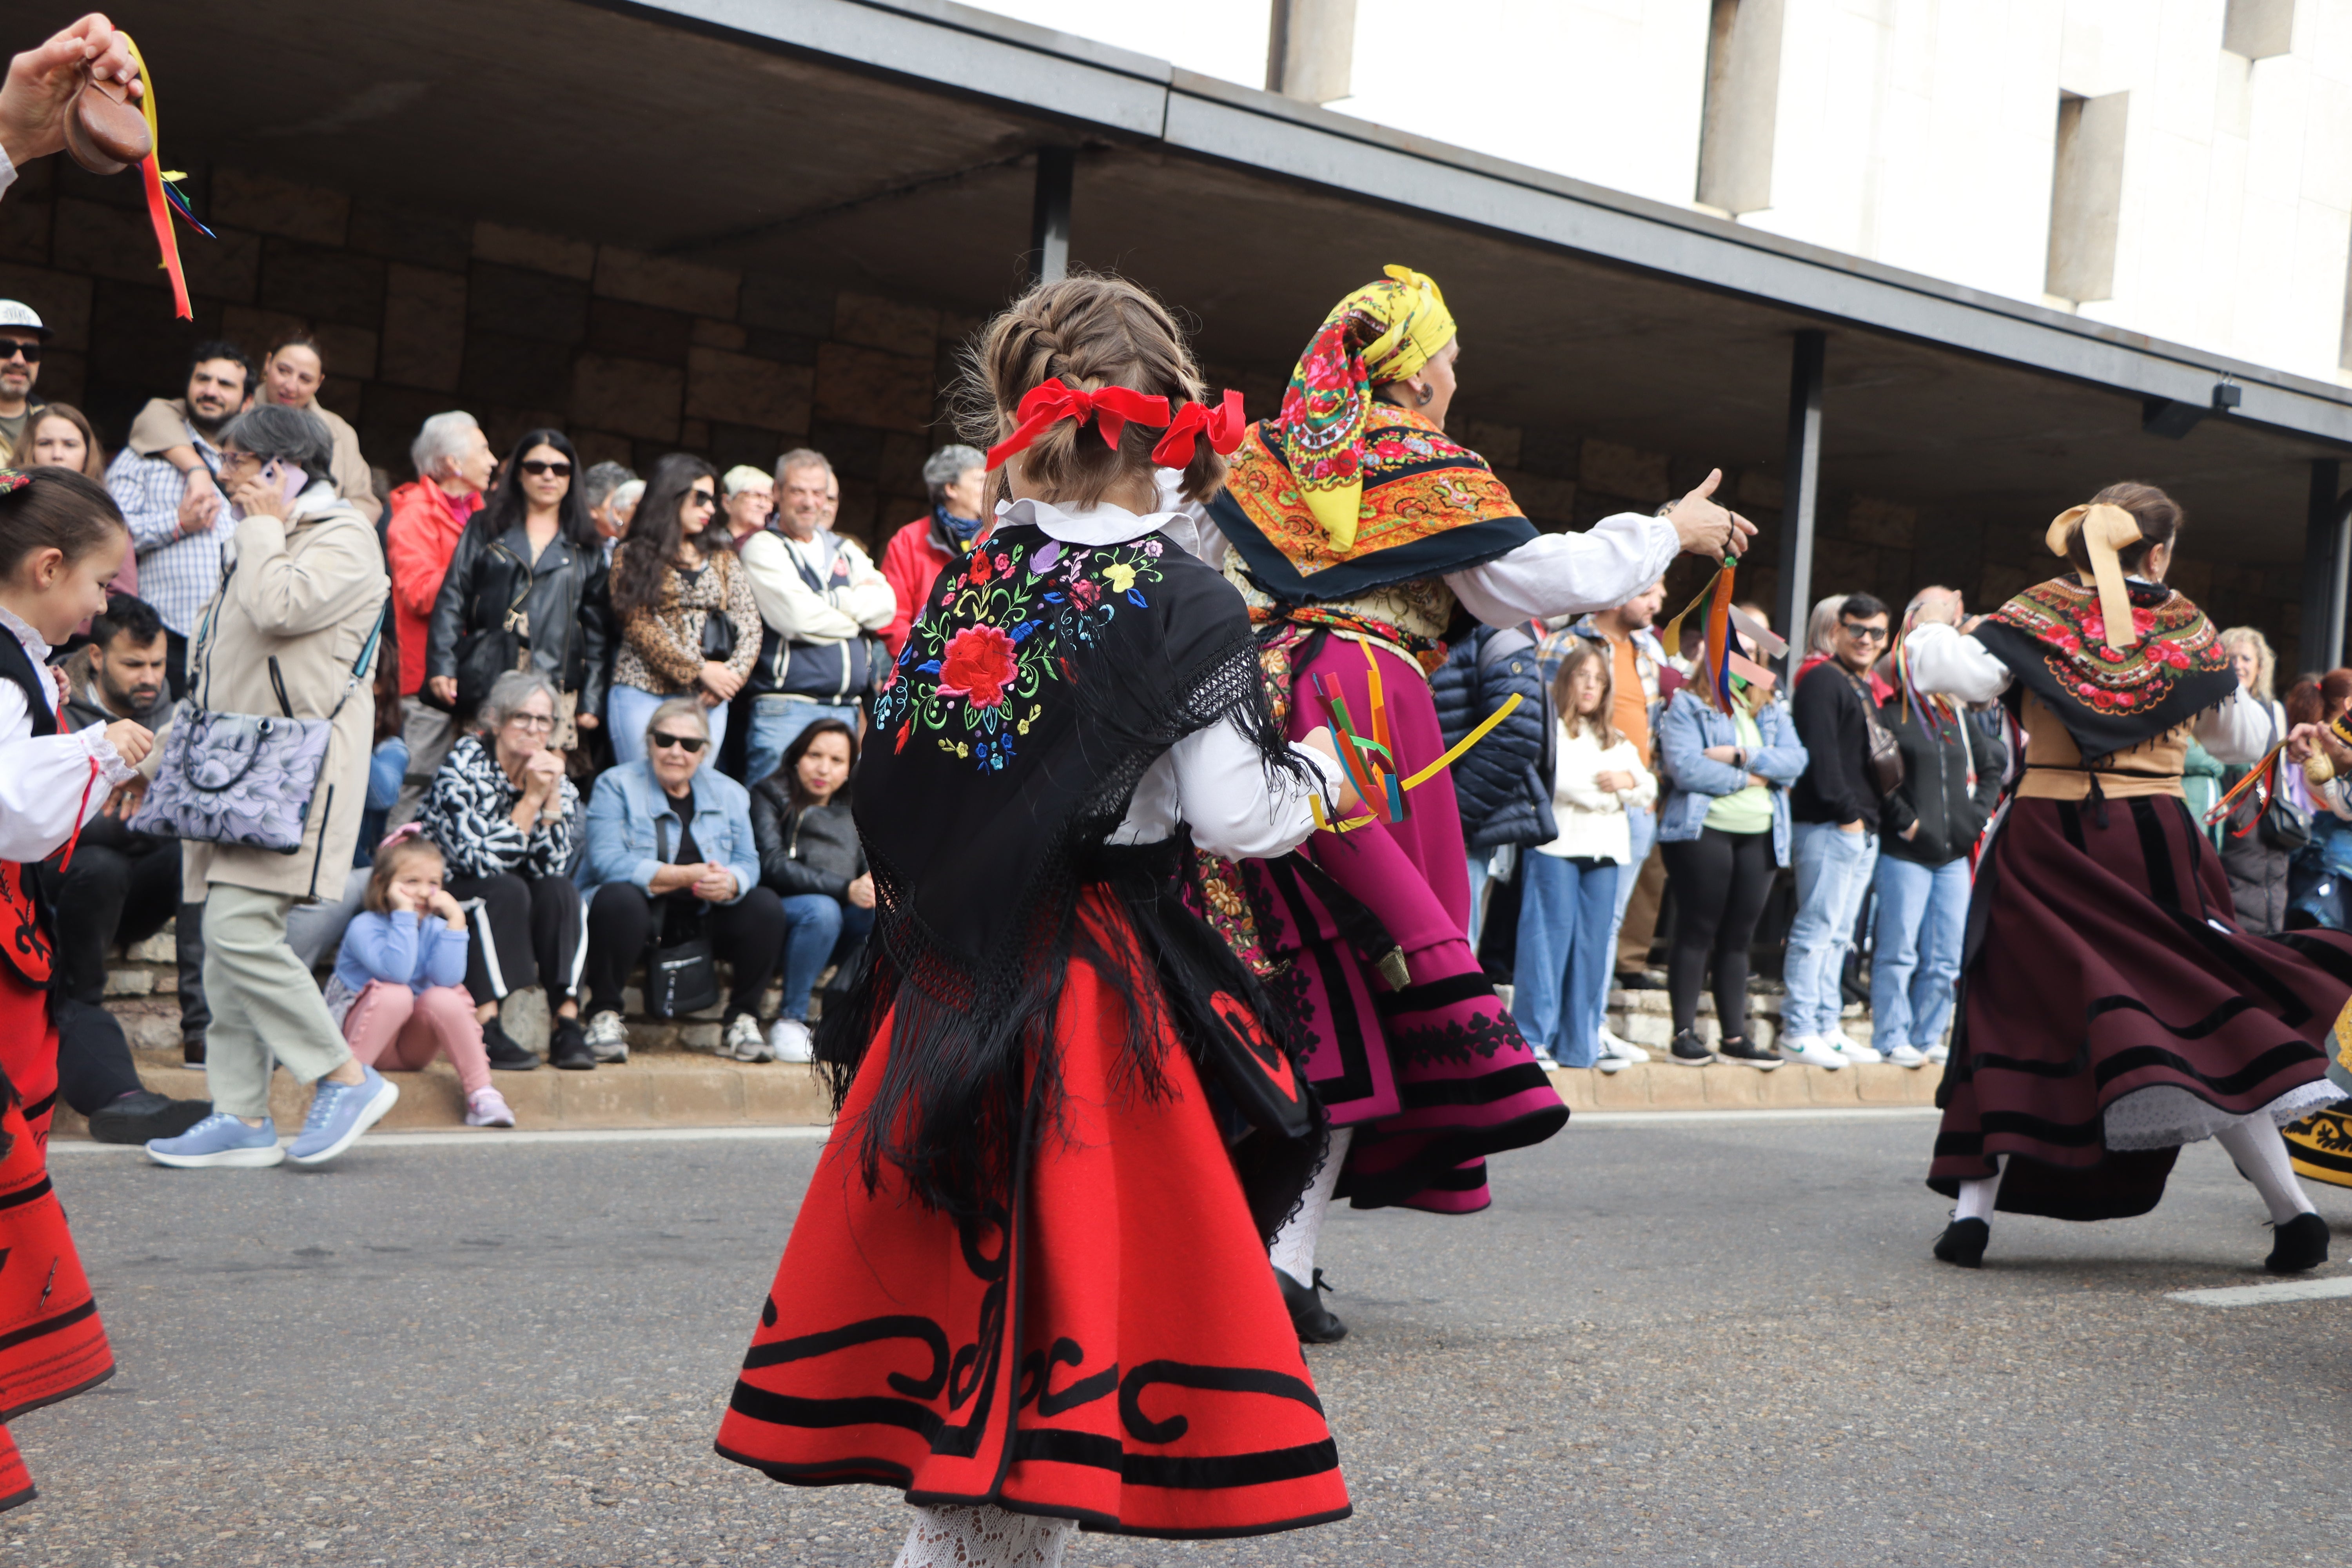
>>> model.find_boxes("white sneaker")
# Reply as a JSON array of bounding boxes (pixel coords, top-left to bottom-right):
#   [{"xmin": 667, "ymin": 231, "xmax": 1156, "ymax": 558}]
[
  {"xmin": 584, "ymin": 1010, "xmax": 629, "ymax": 1063},
  {"xmin": 725, "ymin": 1014, "xmax": 771, "ymax": 1063},
  {"xmin": 1533, "ymin": 1053, "xmax": 1562, "ymax": 1072},
  {"xmin": 465, "ymin": 1087, "xmax": 517, "ymax": 1128},
  {"xmin": 1781, "ymin": 1034, "xmax": 1848, "ymax": 1070},
  {"xmin": 1597, "ymin": 1027, "xmax": 1650, "ymax": 1065},
  {"xmin": 1926, "ymin": 1043, "xmax": 1949, "ymax": 1065},
  {"xmin": 1596, "ymin": 1056, "xmax": 1631, "ymax": 1074},
  {"xmin": 1834, "ymin": 1035, "xmax": 1884, "ymax": 1065},
  {"xmin": 769, "ymin": 1018, "xmax": 815, "ymax": 1063},
  {"xmin": 1884, "ymin": 1043, "xmax": 1929, "ymax": 1069}
]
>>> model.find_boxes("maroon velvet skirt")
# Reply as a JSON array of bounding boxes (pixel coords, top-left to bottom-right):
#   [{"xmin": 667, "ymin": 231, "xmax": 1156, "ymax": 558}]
[{"xmin": 1929, "ymin": 793, "xmax": 2352, "ymax": 1220}]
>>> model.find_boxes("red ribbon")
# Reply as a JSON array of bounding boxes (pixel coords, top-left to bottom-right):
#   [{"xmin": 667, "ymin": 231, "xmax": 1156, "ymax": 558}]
[
  {"xmin": 1149, "ymin": 389, "xmax": 1248, "ymax": 468},
  {"xmin": 984, "ymin": 378, "xmax": 1171, "ymax": 472}
]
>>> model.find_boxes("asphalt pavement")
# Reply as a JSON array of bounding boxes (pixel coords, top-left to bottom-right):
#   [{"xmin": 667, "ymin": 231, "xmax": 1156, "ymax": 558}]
[{"xmin": 15, "ymin": 1110, "xmax": 2352, "ymax": 1568}]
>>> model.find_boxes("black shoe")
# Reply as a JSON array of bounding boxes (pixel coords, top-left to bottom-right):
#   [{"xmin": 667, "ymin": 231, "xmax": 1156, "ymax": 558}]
[
  {"xmin": 1276, "ymin": 1266, "xmax": 1348, "ymax": 1344},
  {"xmin": 2266, "ymin": 1211, "xmax": 2329, "ymax": 1274},
  {"xmin": 1615, "ymin": 970, "xmax": 1665, "ymax": 991},
  {"xmin": 546, "ymin": 1016, "xmax": 595, "ymax": 1072},
  {"xmin": 1715, "ymin": 1034, "xmax": 1782, "ymax": 1071},
  {"xmin": 484, "ymin": 1018, "xmax": 540, "ymax": 1072},
  {"xmin": 181, "ymin": 1034, "xmax": 205, "ymax": 1066},
  {"xmin": 1668, "ymin": 1029, "xmax": 1715, "ymax": 1067},
  {"xmin": 1933, "ymin": 1217, "xmax": 1989, "ymax": 1268},
  {"xmin": 85, "ymin": 1091, "xmax": 213, "ymax": 1146}
]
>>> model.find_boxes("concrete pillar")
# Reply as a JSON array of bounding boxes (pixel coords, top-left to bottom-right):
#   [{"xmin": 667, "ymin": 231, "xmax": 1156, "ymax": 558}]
[
  {"xmin": 1773, "ymin": 330, "xmax": 1826, "ymax": 670},
  {"xmin": 1266, "ymin": 0, "xmax": 1356, "ymax": 105},
  {"xmin": 1028, "ymin": 147, "xmax": 1073, "ymax": 287},
  {"xmin": 2301, "ymin": 458, "xmax": 2348, "ymax": 673}
]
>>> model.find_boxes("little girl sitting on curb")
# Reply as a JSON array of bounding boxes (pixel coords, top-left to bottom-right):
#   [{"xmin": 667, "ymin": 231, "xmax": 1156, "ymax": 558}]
[{"xmin": 329, "ymin": 827, "xmax": 515, "ymax": 1129}]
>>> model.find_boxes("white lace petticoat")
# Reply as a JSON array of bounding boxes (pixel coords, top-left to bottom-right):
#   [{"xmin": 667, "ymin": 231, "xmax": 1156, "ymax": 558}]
[{"xmin": 2102, "ymin": 1078, "xmax": 2346, "ymax": 1152}]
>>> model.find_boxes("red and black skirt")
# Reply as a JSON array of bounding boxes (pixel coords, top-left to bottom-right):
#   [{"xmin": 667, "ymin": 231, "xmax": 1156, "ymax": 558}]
[
  {"xmin": 1930, "ymin": 793, "xmax": 2352, "ymax": 1220},
  {"xmin": 715, "ymin": 889, "xmax": 1350, "ymax": 1539},
  {"xmin": 0, "ymin": 965, "xmax": 114, "ymax": 1511}
]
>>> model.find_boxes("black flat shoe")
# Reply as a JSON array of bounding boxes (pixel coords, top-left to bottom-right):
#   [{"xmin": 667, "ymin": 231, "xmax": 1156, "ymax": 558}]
[
  {"xmin": 85, "ymin": 1091, "xmax": 212, "ymax": 1146},
  {"xmin": 181, "ymin": 1034, "xmax": 205, "ymax": 1066},
  {"xmin": 1716, "ymin": 1034, "xmax": 1782, "ymax": 1071},
  {"xmin": 1276, "ymin": 1266, "xmax": 1348, "ymax": 1344},
  {"xmin": 1933, "ymin": 1218, "xmax": 1989, "ymax": 1268},
  {"xmin": 546, "ymin": 1017, "xmax": 595, "ymax": 1071},
  {"xmin": 2266, "ymin": 1211, "xmax": 2329, "ymax": 1274},
  {"xmin": 485, "ymin": 1018, "xmax": 540, "ymax": 1072},
  {"xmin": 1668, "ymin": 1029, "xmax": 1715, "ymax": 1067}
]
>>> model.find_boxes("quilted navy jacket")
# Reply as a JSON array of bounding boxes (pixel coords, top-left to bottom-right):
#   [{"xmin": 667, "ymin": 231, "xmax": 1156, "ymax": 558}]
[{"xmin": 1431, "ymin": 623, "xmax": 1557, "ymax": 852}]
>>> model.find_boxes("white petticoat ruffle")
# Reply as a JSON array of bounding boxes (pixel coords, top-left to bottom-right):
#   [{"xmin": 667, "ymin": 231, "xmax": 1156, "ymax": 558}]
[{"xmin": 2102, "ymin": 1078, "xmax": 2347, "ymax": 1152}]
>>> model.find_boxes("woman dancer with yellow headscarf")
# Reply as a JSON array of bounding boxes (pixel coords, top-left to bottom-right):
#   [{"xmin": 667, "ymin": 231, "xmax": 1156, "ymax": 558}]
[
  {"xmin": 1903, "ymin": 482, "xmax": 2348, "ymax": 1270},
  {"xmin": 1201, "ymin": 268, "xmax": 1753, "ymax": 1338}
]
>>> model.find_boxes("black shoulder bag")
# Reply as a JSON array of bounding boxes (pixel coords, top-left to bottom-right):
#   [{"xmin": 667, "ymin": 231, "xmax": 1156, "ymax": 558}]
[{"xmin": 644, "ymin": 817, "xmax": 722, "ymax": 1018}]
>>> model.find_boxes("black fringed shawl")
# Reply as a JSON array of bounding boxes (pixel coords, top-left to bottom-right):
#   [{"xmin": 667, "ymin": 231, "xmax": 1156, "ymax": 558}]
[
  {"xmin": 821, "ymin": 519, "xmax": 1308, "ymax": 1217},
  {"xmin": 1973, "ymin": 575, "xmax": 2235, "ymax": 763}
]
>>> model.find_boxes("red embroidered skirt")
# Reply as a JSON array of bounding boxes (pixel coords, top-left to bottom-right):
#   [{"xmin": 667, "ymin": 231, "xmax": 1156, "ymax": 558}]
[
  {"xmin": 1930, "ymin": 795, "xmax": 2352, "ymax": 1220},
  {"xmin": 0, "ymin": 968, "xmax": 114, "ymax": 1511},
  {"xmin": 715, "ymin": 891, "xmax": 1351, "ymax": 1539}
]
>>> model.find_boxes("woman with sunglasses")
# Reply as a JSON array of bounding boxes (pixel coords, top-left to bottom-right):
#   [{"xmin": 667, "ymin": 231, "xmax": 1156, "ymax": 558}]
[
  {"xmin": 426, "ymin": 427, "xmax": 610, "ymax": 753},
  {"xmin": 575, "ymin": 698, "xmax": 784, "ymax": 1065},
  {"xmin": 606, "ymin": 454, "xmax": 759, "ymax": 766}
]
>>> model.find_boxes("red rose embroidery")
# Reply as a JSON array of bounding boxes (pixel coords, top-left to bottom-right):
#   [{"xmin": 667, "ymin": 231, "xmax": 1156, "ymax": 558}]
[
  {"xmin": 969, "ymin": 551, "xmax": 994, "ymax": 585},
  {"xmin": 938, "ymin": 624, "xmax": 1017, "ymax": 708},
  {"xmin": 2147, "ymin": 639, "xmax": 2189, "ymax": 669}
]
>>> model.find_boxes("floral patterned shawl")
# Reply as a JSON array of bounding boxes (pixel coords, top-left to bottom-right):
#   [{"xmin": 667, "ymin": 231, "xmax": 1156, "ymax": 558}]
[{"xmin": 1974, "ymin": 575, "xmax": 2235, "ymax": 763}]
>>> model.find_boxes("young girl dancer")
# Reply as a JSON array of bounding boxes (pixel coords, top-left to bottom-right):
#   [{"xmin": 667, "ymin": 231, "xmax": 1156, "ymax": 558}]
[
  {"xmin": 1906, "ymin": 484, "xmax": 2346, "ymax": 1270},
  {"xmin": 715, "ymin": 276, "xmax": 1361, "ymax": 1564},
  {"xmin": 329, "ymin": 828, "xmax": 514, "ymax": 1129},
  {"xmin": 1514, "ymin": 639, "xmax": 1654, "ymax": 1069},
  {"xmin": 0, "ymin": 468, "xmax": 151, "ymax": 1508}
]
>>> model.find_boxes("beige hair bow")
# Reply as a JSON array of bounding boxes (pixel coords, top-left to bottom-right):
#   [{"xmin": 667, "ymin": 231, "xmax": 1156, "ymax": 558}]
[{"xmin": 2045, "ymin": 503, "xmax": 2143, "ymax": 652}]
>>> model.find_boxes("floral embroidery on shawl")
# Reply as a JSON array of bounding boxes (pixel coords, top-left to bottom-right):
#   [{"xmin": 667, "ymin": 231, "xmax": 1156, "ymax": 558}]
[{"xmin": 1984, "ymin": 576, "xmax": 2227, "ymax": 718}]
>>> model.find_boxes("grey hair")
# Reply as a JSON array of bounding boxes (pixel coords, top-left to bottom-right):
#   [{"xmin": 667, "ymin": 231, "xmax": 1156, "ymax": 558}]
[
  {"xmin": 773, "ymin": 448, "xmax": 833, "ymax": 484},
  {"xmin": 1900, "ymin": 585, "xmax": 1962, "ymax": 632},
  {"xmin": 1805, "ymin": 594, "xmax": 1847, "ymax": 658},
  {"xmin": 2220, "ymin": 625, "xmax": 2276, "ymax": 702},
  {"xmin": 645, "ymin": 697, "xmax": 710, "ymax": 752},
  {"xmin": 476, "ymin": 668, "xmax": 560, "ymax": 733},
  {"xmin": 221, "ymin": 405, "xmax": 334, "ymax": 476},
  {"xmin": 581, "ymin": 460, "xmax": 636, "ymax": 510},
  {"xmin": 922, "ymin": 443, "xmax": 986, "ymax": 504},
  {"xmin": 410, "ymin": 411, "xmax": 481, "ymax": 481},
  {"xmin": 609, "ymin": 478, "xmax": 644, "ymax": 516}
]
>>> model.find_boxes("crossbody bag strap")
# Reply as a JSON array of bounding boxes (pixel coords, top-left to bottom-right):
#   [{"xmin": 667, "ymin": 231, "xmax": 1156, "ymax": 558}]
[{"xmin": 318, "ymin": 599, "xmax": 390, "ymax": 727}]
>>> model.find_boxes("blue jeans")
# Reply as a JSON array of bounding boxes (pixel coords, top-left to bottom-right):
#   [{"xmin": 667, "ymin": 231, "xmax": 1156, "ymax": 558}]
[
  {"xmin": 1784, "ymin": 820, "xmax": 1879, "ymax": 1039},
  {"xmin": 779, "ymin": 893, "xmax": 875, "ymax": 1020},
  {"xmin": 1606, "ymin": 803, "xmax": 1657, "ymax": 968},
  {"xmin": 1511, "ymin": 853, "xmax": 1620, "ymax": 1068},
  {"xmin": 746, "ymin": 696, "xmax": 860, "ymax": 790},
  {"xmin": 1869, "ymin": 853, "xmax": 1970, "ymax": 1050},
  {"xmin": 608, "ymin": 684, "xmax": 729, "ymax": 766}
]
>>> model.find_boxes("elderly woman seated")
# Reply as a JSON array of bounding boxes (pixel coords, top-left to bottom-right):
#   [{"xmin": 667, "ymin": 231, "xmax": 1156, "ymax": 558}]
[
  {"xmin": 575, "ymin": 698, "xmax": 784, "ymax": 1063},
  {"xmin": 416, "ymin": 669, "xmax": 590, "ymax": 1069}
]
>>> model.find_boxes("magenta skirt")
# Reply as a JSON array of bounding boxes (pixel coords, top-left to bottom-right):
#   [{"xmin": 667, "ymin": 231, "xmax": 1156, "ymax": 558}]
[{"xmin": 1247, "ymin": 634, "xmax": 1566, "ymax": 1214}]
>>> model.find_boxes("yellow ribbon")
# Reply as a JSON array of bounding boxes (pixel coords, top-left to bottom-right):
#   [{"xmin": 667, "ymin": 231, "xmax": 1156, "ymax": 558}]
[
  {"xmin": 2046, "ymin": 502, "xmax": 2143, "ymax": 653},
  {"xmin": 1312, "ymin": 693, "xmax": 1522, "ymax": 833}
]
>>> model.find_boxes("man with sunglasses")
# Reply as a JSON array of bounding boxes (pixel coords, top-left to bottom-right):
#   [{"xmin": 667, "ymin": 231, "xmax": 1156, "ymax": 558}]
[
  {"xmin": 0, "ymin": 300, "xmax": 46, "ymax": 463},
  {"xmin": 1782, "ymin": 591, "xmax": 1895, "ymax": 1069}
]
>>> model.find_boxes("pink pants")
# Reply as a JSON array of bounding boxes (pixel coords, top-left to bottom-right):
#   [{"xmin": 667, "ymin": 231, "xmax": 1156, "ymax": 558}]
[{"xmin": 341, "ymin": 982, "xmax": 490, "ymax": 1096}]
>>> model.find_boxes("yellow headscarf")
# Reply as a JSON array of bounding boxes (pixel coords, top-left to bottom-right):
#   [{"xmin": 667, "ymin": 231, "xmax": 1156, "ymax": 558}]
[{"xmin": 1276, "ymin": 266, "xmax": 1458, "ymax": 551}]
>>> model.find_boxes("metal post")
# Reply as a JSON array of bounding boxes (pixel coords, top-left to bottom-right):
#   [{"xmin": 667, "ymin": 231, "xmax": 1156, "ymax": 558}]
[
  {"xmin": 1773, "ymin": 330, "xmax": 1826, "ymax": 670},
  {"xmin": 2302, "ymin": 457, "xmax": 2349, "ymax": 673},
  {"xmin": 1027, "ymin": 147, "xmax": 1073, "ymax": 286}
]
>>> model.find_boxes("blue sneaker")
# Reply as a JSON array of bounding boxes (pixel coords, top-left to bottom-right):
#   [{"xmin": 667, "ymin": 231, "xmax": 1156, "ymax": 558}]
[
  {"xmin": 287, "ymin": 1067, "xmax": 399, "ymax": 1167},
  {"xmin": 146, "ymin": 1112, "xmax": 283, "ymax": 1169}
]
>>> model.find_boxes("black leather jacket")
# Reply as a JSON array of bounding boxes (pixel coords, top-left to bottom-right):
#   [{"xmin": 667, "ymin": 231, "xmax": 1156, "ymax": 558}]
[
  {"xmin": 426, "ymin": 521, "xmax": 611, "ymax": 720},
  {"xmin": 749, "ymin": 776, "xmax": 864, "ymax": 898}
]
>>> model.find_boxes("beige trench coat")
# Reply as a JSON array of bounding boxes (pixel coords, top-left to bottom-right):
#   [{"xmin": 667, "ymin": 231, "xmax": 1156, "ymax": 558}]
[{"xmin": 165, "ymin": 485, "xmax": 388, "ymax": 903}]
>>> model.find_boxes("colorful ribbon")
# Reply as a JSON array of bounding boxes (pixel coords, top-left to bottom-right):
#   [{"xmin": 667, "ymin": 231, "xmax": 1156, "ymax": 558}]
[
  {"xmin": 1308, "ymin": 635, "xmax": 1522, "ymax": 832},
  {"xmin": 1149, "ymin": 389, "xmax": 1247, "ymax": 468},
  {"xmin": 118, "ymin": 34, "xmax": 191, "ymax": 321},
  {"xmin": 1659, "ymin": 553, "xmax": 1744, "ymax": 713}
]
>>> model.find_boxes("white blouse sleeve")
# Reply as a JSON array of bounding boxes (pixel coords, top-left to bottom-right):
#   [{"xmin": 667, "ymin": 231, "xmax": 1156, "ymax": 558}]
[
  {"xmin": 2193, "ymin": 688, "xmax": 2277, "ymax": 766},
  {"xmin": 1110, "ymin": 718, "xmax": 1343, "ymax": 861},
  {"xmin": 0, "ymin": 681, "xmax": 137, "ymax": 863},
  {"xmin": 1444, "ymin": 513, "xmax": 1682, "ymax": 631},
  {"xmin": 1903, "ymin": 622, "xmax": 2012, "ymax": 704}
]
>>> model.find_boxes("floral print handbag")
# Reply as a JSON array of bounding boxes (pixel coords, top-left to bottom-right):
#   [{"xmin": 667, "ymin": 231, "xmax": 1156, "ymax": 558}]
[{"xmin": 130, "ymin": 608, "xmax": 386, "ymax": 855}]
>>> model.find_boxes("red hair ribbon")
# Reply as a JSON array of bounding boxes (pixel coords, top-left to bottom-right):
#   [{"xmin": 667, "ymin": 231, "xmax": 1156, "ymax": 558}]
[
  {"xmin": 1149, "ymin": 389, "xmax": 1248, "ymax": 468},
  {"xmin": 984, "ymin": 378, "xmax": 1172, "ymax": 472}
]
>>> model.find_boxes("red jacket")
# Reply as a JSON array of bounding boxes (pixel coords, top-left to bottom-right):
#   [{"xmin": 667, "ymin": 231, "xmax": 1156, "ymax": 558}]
[
  {"xmin": 385, "ymin": 480, "xmax": 481, "ymax": 695},
  {"xmin": 879, "ymin": 514, "xmax": 962, "ymax": 661}
]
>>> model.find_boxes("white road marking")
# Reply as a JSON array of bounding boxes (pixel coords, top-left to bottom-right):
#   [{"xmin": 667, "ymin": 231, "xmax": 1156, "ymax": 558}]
[
  {"xmin": 1570, "ymin": 1107, "xmax": 1942, "ymax": 1126},
  {"xmin": 47, "ymin": 1125, "xmax": 835, "ymax": 1155},
  {"xmin": 2166, "ymin": 1276, "xmax": 2352, "ymax": 1308}
]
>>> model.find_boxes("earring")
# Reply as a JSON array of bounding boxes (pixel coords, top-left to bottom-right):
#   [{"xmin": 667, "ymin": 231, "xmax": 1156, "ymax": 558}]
[{"xmin": 1416, "ymin": 385, "xmax": 1434, "ymax": 407}]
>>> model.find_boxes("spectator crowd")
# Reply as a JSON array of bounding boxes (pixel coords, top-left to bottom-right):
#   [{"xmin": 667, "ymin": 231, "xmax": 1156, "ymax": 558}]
[{"xmin": 2, "ymin": 293, "xmax": 2325, "ymax": 1150}]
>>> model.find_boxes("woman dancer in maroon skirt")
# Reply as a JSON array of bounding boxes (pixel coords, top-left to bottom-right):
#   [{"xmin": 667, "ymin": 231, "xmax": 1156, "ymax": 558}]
[
  {"xmin": 1905, "ymin": 483, "xmax": 2346, "ymax": 1270},
  {"xmin": 715, "ymin": 278, "xmax": 1367, "ymax": 1564}
]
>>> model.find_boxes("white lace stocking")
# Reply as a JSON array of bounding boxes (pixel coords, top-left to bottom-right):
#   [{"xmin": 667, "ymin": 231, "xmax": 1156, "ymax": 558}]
[
  {"xmin": 1269, "ymin": 1125, "xmax": 1353, "ymax": 1283},
  {"xmin": 891, "ymin": 1504, "xmax": 1077, "ymax": 1568}
]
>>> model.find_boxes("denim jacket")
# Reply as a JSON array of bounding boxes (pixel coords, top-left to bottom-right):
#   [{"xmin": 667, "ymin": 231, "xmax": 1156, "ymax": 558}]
[
  {"xmin": 1654, "ymin": 689, "xmax": 1809, "ymax": 867},
  {"xmin": 575, "ymin": 759, "xmax": 760, "ymax": 906}
]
